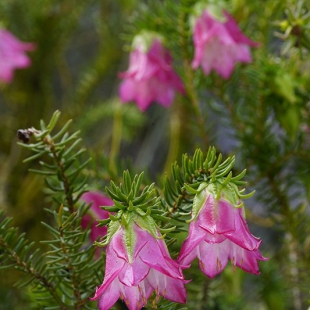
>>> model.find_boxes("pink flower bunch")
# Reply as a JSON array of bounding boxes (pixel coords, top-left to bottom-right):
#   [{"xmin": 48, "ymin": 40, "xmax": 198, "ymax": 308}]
[
  {"xmin": 119, "ymin": 8, "xmax": 258, "ymax": 111},
  {"xmin": 91, "ymin": 223, "xmax": 187, "ymax": 310},
  {"xmin": 80, "ymin": 191, "xmax": 113, "ymax": 242},
  {"xmin": 0, "ymin": 29, "xmax": 35, "ymax": 83},
  {"xmin": 178, "ymin": 187, "xmax": 267, "ymax": 278},
  {"xmin": 191, "ymin": 7, "xmax": 258, "ymax": 79},
  {"xmin": 90, "ymin": 165, "xmax": 267, "ymax": 310},
  {"xmin": 119, "ymin": 32, "xmax": 184, "ymax": 111}
]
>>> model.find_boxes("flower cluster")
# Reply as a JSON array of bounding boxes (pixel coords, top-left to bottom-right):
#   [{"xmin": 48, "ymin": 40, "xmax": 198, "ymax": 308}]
[
  {"xmin": 119, "ymin": 3, "xmax": 257, "ymax": 110},
  {"xmin": 0, "ymin": 29, "xmax": 35, "ymax": 83},
  {"xmin": 90, "ymin": 165, "xmax": 266, "ymax": 310}
]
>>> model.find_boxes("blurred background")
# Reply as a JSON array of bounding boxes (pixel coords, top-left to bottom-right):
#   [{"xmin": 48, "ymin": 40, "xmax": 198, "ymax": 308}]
[{"xmin": 1, "ymin": 0, "xmax": 310, "ymax": 309}]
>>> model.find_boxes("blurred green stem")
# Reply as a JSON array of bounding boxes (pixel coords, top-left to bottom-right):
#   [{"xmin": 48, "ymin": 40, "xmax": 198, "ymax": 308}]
[
  {"xmin": 43, "ymin": 137, "xmax": 75, "ymax": 213},
  {"xmin": 200, "ymin": 278, "xmax": 211, "ymax": 310},
  {"xmin": 178, "ymin": 10, "xmax": 209, "ymax": 149},
  {"xmin": 109, "ymin": 100, "xmax": 123, "ymax": 177},
  {"xmin": 163, "ymin": 108, "xmax": 181, "ymax": 176},
  {"xmin": 267, "ymin": 173, "xmax": 302, "ymax": 309},
  {"xmin": 58, "ymin": 215, "xmax": 83, "ymax": 309}
]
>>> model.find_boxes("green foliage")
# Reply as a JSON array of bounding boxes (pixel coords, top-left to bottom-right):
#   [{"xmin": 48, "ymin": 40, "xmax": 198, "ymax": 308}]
[
  {"xmin": 1, "ymin": 0, "xmax": 310, "ymax": 309},
  {"xmin": 17, "ymin": 110, "xmax": 90, "ymax": 212},
  {"xmin": 0, "ymin": 111, "xmax": 105, "ymax": 309},
  {"xmin": 163, "ymin": 148, "xmax": 252, "ymax": 215},
  {"xmin": 0, "ymin": 206, "xmax": 102, "ymax": 309}
]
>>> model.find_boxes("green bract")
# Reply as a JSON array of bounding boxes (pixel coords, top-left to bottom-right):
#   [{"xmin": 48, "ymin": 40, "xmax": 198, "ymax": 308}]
[
  {"xmin": 164, "ymin": 147, "xmax": 255, "ymax": 218},
  {"xmin": 132, "ymin": 30, "xmax": 165, "ymax": 53},
  {"xmin": 96, "ymin": 171, "xmax": 170, "ymax": 248}
]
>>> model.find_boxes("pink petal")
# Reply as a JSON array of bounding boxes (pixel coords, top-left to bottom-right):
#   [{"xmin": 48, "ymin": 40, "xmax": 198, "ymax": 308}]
[
  {"xmin": 147, "ymin": 39, "xmax": 172, "ymax": 72},
  {"xmin": 197, "ymin": 239, "xmax": 230, "ymax": 278},
  {"xmin": 199, "ymin": 34, "xmax": 237, "ymax": 79},
  {"xmin": 119, "ymin": 78, "xmax": 155, "ymax": 111},
  {"xmin": 223, "ymin": 11, "xmax": 259, "ymax": 47},
  {"xmin": 197, "ymin": 196, "xmax": 236, "ymax": 234},
  {"xmin": 96, "ymin": 278, "xmax": 120, "ymax": 310},
  {"xmin": 80, "ymin": 191, "xmax": 113, "ymax": 243},
  {"xmin": 178, "ymin": 220, "xmax": 207, "ymax": 266},
  {"xmin": 156, "ymin": 86, "xmax": 175, "ymax": 107},
  {"xmin": 191, "ymin": 9, "xmax": 258, "ymax": 79},
  {"xmin": 120, "ymin": 279, "xmax": 153, "ymax": 310},
  {"xmin": 118, "ymin": 256, "xmax": 150, "ymax": 286},
  {"xmin": 81, "ymin": 214, "xmax": 107, "ymax": 242},
  {"xmin": 0, "ymin": 29, "xmax": 35, "ymax": 51},
  {"xmin": 0, "ymin": 29, "xmax": 35, "ymax": 83},
  {"xmin": 119, "ymin": 78, "xmax": 136, "ymax": 103},
  {"xmin": 81, "ymin": 191, "xmax": 113, "ymax": 217},
  {"xmin": 110, "ymin": 227, "xmax": 129, "ymax": 261},
  {"xmin": 136, "ymin": 225, "xmax": 183, "ymax": 279},
  {"xmin": 235, "ymin": 44, "xmax": 252, "ymax": 62},
  {"xmin": 229, "ymin": 243, "xmax": 268, "ymax": 275},
  {"xmin": 118, "ymin": 38, "xmax": 184, "ymax": 111},
  {"xmin": 155, "ymin": 236, "xmax": 184, "ymax": 276},
  {"xmin": 203, "ymin": 231, "xmax": 226, "ymax": 244},
  {"xmin": 91, "ymin": 225, "xmax": 108, "ymax": 243},
  {"xmin": 147, "ymin": 269, "xmax": 187, "ymax": 303},
  {"xmin": 225, "ymin": 208, "xmax": 261, "ymax": 251},
  {"xmin": 91, "ymin": 239, "xmax": 125, "ymax": 299},
  {"xmin": 129, "ymin": 47, "xmax": 160, "ymax": 80}
]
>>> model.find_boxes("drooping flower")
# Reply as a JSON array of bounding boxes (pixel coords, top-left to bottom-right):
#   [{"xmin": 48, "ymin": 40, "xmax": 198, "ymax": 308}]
[
  {"xmin": 81, "ymin": 191, "xmax": 113, "ymax": 242},
  {"xmin": 191, "ymin": 4, "xmax": 258, "ymax": 79},
  {"xmin": 178, "ymin": 184, "xmax": 267, "ymax": 278},
  {"xmin": 0, "ymin": 29, "xmax": 35, "ymax": 83},
  {"xmin": 119, "ymin": 31, "xmax": 184, "ymax": 111},
  {"xmin": 91, "ymin": 222, "xmax": 187, "ymax": 310}
]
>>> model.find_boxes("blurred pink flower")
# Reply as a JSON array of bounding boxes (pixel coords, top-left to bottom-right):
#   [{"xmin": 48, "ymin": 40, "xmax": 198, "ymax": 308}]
[
  {"xmin": 0, "ymin": 29, "xmax": 35, "ymax": 83},
  {"xmin": 119, "ymin": 33, "xmax": 184, "ymax": 111},
  {"xmin": 91, "ymin": 223, "xmax": 187, "ymax": 310},
  {"xmin": 81, "ymin": 191, "xmax": 113, "ymax": 242},
  {"xmin": 191, "ymin": 9, "xmax": 258, "ymax": 79},
  {"xmin": 178, "ymin": 190, "xmax": 267, "ymax": 278}
]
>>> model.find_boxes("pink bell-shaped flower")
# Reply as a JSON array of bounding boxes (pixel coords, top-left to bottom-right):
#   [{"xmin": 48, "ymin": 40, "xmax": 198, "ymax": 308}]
[
  {"xmin": 81, "ymin": 191, "xmax": 113, "ymax": 242},
  {"xmin": 0, "ymin": 29, "xmax": 35, "ymax": 83},
  {"xmin": 119, "ymin": 31, "xmax": 185, "ymax": 111},
  {"xmin": 178, "ymin": 184, "xmax": 267, "ymax": 278},
  {"xmin": 91, "ymin": 223, "xmax": 187, "ymax": 310},
  {"xmin": 191, "ymin": 5, "xmax": 258, "ymax": 79}
]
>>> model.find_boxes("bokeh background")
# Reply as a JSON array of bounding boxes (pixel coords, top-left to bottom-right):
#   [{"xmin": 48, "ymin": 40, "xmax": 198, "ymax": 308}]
[{"xmin": 1, "ymin": 0, "xmax": 310, "ymax": 309}]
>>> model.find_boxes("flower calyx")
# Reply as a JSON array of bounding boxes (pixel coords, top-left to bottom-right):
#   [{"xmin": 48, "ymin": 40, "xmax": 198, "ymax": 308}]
[
  {"xmin": 182, "ymin": 148, "xmax": 255, "ymax": 222},
  {"xmin": 96, "ymin": 171, "xmax": 171, "ymax": 247},
  {"xmin": 132, "ymin": 30, "xmax": 165, "ymax": 53},
  {"xmin": 190, "ymin": 0, "xmax": 227, "ymax": 29}
]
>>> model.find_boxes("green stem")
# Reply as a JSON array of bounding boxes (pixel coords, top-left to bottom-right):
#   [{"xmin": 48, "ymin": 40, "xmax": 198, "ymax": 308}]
[
  {"xmin": 109, "ymin": 100, "xmax": 123, "ymax": 178},
  {"xmin": 266, "ymin": 173, "xmax": 302, "ymax": 308},
  {"xmin": 44, "ymin": 137, "xmax": 75, "ymax": 213},
  {"xmin": 178, "ymin": 10, "xmax": 209, "ymax": 149},
  {"xmin": 163, "ymin": 108, "xmax": 181, "ymax": 176},
  {"xmin": 200, "ymin": 278, "xmax": 211, "ymax": 310}
]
